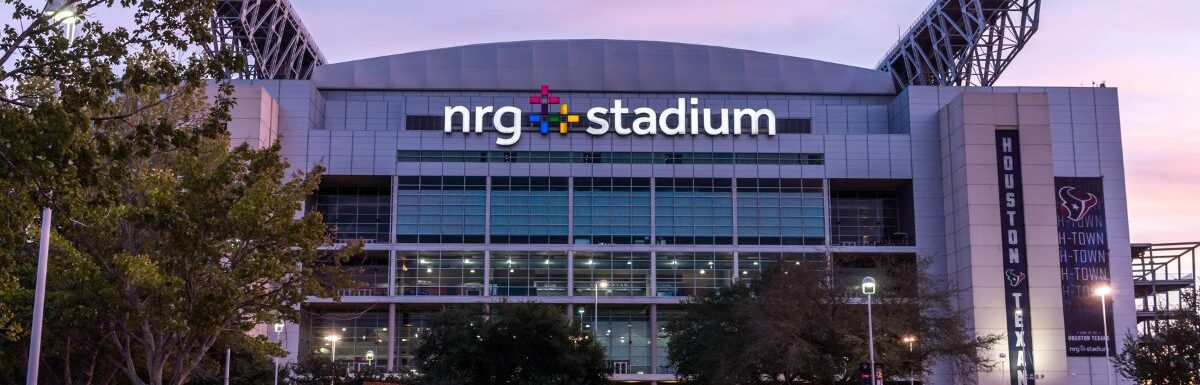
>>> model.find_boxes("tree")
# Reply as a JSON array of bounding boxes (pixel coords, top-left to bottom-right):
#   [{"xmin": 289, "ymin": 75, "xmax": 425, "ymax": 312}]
[
  {"xmin": 664, "ymin": 258, "xmax": 1001, "ymax": 384},
  {"xmin": 185, "ymin": 334, "xmax": 285, "ymax": 385},
  {"xmin": 3, "ymin": 1, "xmax": 244, "ymax": 381},
  {"xmin": 1114, "ymin": 290, "xmax": 1200, "ymax": 385},
  {"xmin": 416, "ymin": 303, "xmax": 609, "ymax": 385}
]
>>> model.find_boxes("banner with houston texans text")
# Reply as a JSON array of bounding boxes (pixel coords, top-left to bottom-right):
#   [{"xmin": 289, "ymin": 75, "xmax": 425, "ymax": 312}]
[{"xmin": 1056, "ymin": 177, "xmax": 1115, "ymax": 356}]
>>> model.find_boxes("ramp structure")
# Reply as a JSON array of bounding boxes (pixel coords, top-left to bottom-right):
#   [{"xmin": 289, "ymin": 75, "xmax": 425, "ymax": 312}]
[
  {"xmin": 876, "ymin": 0, "xmax": 1041, "ymax": 88},
  {"xmin": 1131, "ymin": 242, "xmax": 1199, "ymax": 334}
]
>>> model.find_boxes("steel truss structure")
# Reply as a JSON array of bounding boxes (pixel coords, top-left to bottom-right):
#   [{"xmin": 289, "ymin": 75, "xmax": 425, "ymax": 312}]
[
  {"xmin": 1131, "ymin": 242, "xmax": 1199, "ymax": 334},
  {"xmin": 210, "ymin": 0, "xmax": 325, "ymax": 80},
  {"xmin": 877, "ymin": 0, "xmax": 1041, "ymax": 88}
]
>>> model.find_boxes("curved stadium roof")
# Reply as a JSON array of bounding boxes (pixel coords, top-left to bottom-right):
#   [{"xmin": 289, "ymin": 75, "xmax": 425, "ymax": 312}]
[{"xmin": 311, "ymin": 39, "xmax": 896, "ymax": 95}]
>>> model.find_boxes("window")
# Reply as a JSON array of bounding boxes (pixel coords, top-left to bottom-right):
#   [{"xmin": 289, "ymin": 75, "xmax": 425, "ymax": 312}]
[
  {"xmin": 395, "ymin": 176, "xmax": 487, "ymax": 244},
  {"xmin": 305, "ymin": 310, "xmax": 388, "ymax": 365},
  {"xmin": 340, "ymin": 252, "xmax": 390, "ymax": 297},
  {"xmin": 404, "ymin": 115, "xmax": 445, "ymax": 130},
  {"xmin": 736, "ymin": 179, "xmax": 825, "ymax": 245},
  {"xmin": 490, "ymin": 251, "xmax": 569, "ymax": 296},
  {"xmin": 654, "ymin": 178, "xmax": 733, "ymax": 245},
  {"xmin": 655, "ymin": 252, "xmax": 733, "ymax": 297},
  {"xmin": 395, "ymin": 251, "xmax": 485, "ymax": 296},
  {"xmin": 592, "ymin": 307, "xmax": 652, "ymax": 375},
  {"xmin": 737, "ymin": 252, "xmax": 826, "ymax": 280},
  {"xmin": 776, "ymin": 118, "xmax": 812, "ymax": 133},
  {"xmin": 395, "ymin": 308, "xmax": 435, "ymax": 370},
  {"xmin": 395, "ymin": 150, "xmax": 823, "ymax": 165},
  {"xmin": 574, "ymin": 252, "xmax": 652, "ymax": 297},
  {"xmin": 490, "ymin": 177, "xmax": 569, "ymax": 244},
  {"xmin": 312, "ymin": 182, "xmax": 390, "ymax": 243},
  {"xmin": 573, "ymin": 178, "xmax": 652, "ymax": 245},
  {"xmin": 831, "ymin": 191, "xmax": 905, "ymax": 246}
]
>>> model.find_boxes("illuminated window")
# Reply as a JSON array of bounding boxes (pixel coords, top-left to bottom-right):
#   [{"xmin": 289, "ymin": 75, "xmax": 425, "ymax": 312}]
[{"xmin": 395, "ymin": 251, "xmax": 485, "ymax": 296}]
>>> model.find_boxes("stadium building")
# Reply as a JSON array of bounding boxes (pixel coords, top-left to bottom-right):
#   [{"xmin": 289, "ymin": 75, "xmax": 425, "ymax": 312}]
[{"xmin": 223, "ymin": 39, "xmax": 1132, "ymax": 384}]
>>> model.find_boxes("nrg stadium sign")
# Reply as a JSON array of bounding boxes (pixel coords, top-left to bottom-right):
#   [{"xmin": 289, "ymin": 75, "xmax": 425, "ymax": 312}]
[{"xmin": 443, "ymin": 85, "xmax": 777, "ymax": 145}]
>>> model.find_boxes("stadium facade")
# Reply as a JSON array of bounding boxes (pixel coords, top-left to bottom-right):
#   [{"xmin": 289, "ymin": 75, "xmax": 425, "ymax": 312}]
[{"xmin": 223, "ymin": 40, "xmax": 1133, "ymax": 385}]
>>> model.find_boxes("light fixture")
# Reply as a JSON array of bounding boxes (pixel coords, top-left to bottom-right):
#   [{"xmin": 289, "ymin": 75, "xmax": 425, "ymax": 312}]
[
  {"xmin": 1094, "ymin": 285, "xmax": 1112, "ymax": 297},
  {"xmin": 861, "ymin": 276, "xmax": 876, "ymax": 295},
  {"xmin": 699, "ymin": 269, "xmax": 706, "ymax": 275}
]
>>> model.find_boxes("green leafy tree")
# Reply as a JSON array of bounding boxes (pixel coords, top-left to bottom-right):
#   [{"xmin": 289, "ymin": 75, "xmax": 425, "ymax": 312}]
[
  {"xmin": 2, "ymin": 0, "xmax": 240, "ymax": 373},
  {"xmin": 1114, "ymin": 290, "xmax": 1200, "ymax": 385},
  {"xmin": 664, "ymin": 258, "xmax": 1000, "ymax": 384},
  {"xmin": 0, "ymin": 1, "xmax": 364, "ymax": 385},
  {"xmin": 186, "ymin": 334, "xmax": 286, "ymax": 385},
  {"xmin": 416, "ymin": 303, "xmax": 608, "ymax": 385}
]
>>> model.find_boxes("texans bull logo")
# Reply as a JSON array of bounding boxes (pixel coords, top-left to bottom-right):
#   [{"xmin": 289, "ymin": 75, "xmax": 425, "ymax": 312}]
[
  {"xmin": 1005, "ymin": 269, "xmax": 1026, "ymax": 287},
  {"xmin": 1057, "ymin": 186, "xmax": 1098, "ymax": 222}
]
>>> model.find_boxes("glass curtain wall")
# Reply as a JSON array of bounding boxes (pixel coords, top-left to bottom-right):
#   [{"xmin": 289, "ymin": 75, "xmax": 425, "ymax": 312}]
[
  {"xmin": 574, "ymin": 252, "xmax": 652, "ymax": 297},
  {"xmin": 395, "ymin": 176, "xmax": 486, "ymax": 243},
  {"xmin": 313, "ymin": 184, "xmax": 390, "ymax": 243},
  {"xmin": 490, "ymin": 176, "xmax": 569, "ymax": 244},
  {"xmin": 490, "ymin": 251, "xmax": 569, "ymax": 296},
  {"xmin": 736, "ymin": 179, "xmax": 825, "ymax": 245},
  {"xmin": 306, "ymin": 310, "xmax": 389, "ymax": 367},
  {"xmin": 655, "ymin": 252, "xmax": 733, "ymax": 297},
  {"xmin": 738, "ymin": 252, "xmax": 827, "ymax": 280},
  {"xmin": 595, "ymin": 307, "xmax": 652, "ymax": 375},
  {"xmin": 395, "ymin": 251, "xmax": 485, "ymax": 296},
  {"xmin": 573, "ymin": 177, "xmax": 652, "ymax": 245},
  {"xmin": 395, "ymin": 308, "xmax": 434, "ymax": 370},
  {"xmin": 654, "ymin": 178, "xmax": 733, "ymax": 245}
]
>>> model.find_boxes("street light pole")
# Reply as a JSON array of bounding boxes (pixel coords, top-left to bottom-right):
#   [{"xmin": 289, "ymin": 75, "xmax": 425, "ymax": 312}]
[
  {"xmin": 25, "ymin": 4, "xmax": 80, "ymax": 384},
  {"xmin": 903, "ymin": 336, "xmax": 916, "ymax": 385},
  {"xmin": 273, "ymin": 322, "xmax": 284, "ymax": 385},
  {"xmin": 594, "ymin": 280, "xmax": 608, "ymax": 333},
  {"xmin": 863, "ymin": 277, "xmax": 877, "ymax": 385},
  {"xmin": 1096, "ymin": 286, "xmax": 1114, "ymax": 385},
  {"xmin": 325, "ymin": 335, "xmax": 339, "ymax": 385}
]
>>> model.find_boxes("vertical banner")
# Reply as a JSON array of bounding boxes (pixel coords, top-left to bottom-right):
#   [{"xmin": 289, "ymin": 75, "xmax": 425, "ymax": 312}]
[
  {"xmin": 1056, "ymin": 177, "xmax": 1115, "ymax": 356},
  {"xmin": 995, "ymin": 130, "xmax": 1035, "ymax": 385}
]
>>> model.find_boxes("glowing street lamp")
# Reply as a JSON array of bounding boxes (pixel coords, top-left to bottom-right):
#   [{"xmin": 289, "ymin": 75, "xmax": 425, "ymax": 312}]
[
  {"xmin": 1095, "ymin": 285, "xmax": 1114, "ymax": 385},
  {"xmin": 902, "ymin": 335, "xmax": 917, "ymax": 385},
  {"xmin": 324, "ymin": 335, "xmax": 340, "ymax": 362},
  {"xmin": 863, "ymin": 277, "xmax": 877, "ymax": 385},
  {"xmin": 272, "ymin": 323, "xmax": 285, "ymax": 385}
]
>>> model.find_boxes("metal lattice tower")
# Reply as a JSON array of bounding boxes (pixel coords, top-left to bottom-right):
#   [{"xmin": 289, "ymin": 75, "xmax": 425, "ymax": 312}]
[
  {"xmin": 877, "ymin": 0, "xmax": 1041, "ymax": 88},
  {"xmin": 210, "ymin": 0, "xmax": 325, "ymax": 80}
]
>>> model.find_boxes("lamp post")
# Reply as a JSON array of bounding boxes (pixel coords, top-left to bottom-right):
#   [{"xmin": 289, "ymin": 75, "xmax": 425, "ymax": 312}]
[
  {"xmin": 863, "ymin": 276, "xmax": 877, "ymax": 385},
  {"xmin": 24, "ymin": 4, "xmax": 80, "ymax": 385},
  {"xmin": 273, "ymin": 322, "xmax": 285, "ymax": 385},
  {"xmin": 324, "ymin": 335, "xmax": 340, "ymax": 385},
  {"xmin": 594, "ymin": 280, "xmax": 608, "ymax": 333},
  {"xmin": 903, "ymin": 335, "xmax": 916, "ymax": 385},
  {"xmin": 325, "ymin": 335, "xmax": 340, "ymax": 362},
  {"xmin": 577, "ymin": 307, "xmax": 586, "ymax": 331},
  {"xmin": 1095, "ymin": 285, "xmax": 1114, "ymax": 385}
]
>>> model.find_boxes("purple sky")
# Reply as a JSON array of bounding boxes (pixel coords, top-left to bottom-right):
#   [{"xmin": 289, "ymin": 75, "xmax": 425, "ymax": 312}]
[{"xmin": 291, "ymin": 0, "xmax": 1199, "ymax": 243}]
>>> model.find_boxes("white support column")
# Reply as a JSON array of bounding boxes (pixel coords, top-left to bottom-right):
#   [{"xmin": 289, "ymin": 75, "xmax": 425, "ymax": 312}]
[
  {"xmin": 483, "ymin": 250, "xmax": 491, "ymax": 297},
  {"xmin": 567, "ymin": 250, "xmax": 575, "ymax": 297},
  {"xmin": 649, "ymin": 251, "xmax": 657, "ymax": 297},
  {"xmin": 387, "ymin": 303, "xmax": 396, "ymax": 371},
  {"xmin": 649, "ymin": 304, "xmax": 659, "ymax": 374}
]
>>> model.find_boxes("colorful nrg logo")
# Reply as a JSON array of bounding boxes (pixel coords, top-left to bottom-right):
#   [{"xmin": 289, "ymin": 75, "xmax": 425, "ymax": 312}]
[{"xmin": 528, "ymin": 85, "xmax": 579, "ymax": 135}]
